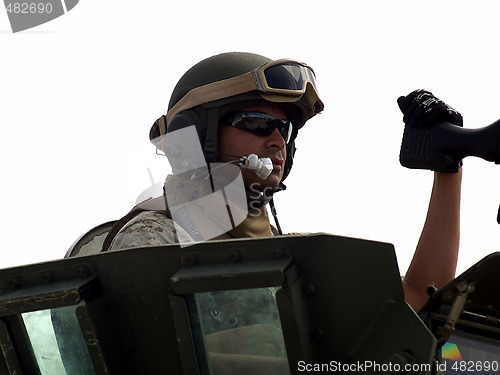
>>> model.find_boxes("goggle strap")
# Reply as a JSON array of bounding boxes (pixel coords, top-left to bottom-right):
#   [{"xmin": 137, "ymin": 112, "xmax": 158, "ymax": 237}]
[
  {"xmin": 158, "ymin": 115, "xmax": 167, "ymax": 135},
  {"xmin": 150, "ymin": 115, "xmax": 168, "ymax": 140},
  {"xmin": 166, "ymin": 72, "xmax": 256, "ymax": 125},
  {"xmin": 162, "ymin": 59, "xmax": 324, "ymax": 135}
]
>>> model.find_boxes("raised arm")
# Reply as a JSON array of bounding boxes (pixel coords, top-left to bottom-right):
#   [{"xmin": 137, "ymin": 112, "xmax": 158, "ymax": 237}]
[
  {"xmin": 397, "ymin": 90, "xmax": 464, "ymax": 311},
  {"xmin": 403, "ymin": 169, "xmax": 462, "ymax": 311}
]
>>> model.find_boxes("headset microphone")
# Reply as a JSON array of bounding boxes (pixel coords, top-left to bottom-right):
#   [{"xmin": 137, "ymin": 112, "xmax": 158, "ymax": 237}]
[{"xmin": 239, "ymin": 154, "xmax": 273, "ymax": 179}]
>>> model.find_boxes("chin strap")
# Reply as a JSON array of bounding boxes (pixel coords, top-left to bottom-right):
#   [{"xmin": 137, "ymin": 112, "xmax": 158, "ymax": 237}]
[{"xmin": 269, "ymin": 198, "xmax": 283, "ymax": 235}]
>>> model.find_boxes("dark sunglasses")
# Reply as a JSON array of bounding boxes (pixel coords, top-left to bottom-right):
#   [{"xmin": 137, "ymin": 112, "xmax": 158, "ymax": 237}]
[{"xmin": 221, "ymin": 112, "xmax": 293, "ymax": 144}]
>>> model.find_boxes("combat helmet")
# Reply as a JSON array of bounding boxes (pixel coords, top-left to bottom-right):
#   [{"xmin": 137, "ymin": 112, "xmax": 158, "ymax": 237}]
[{"xmin": 150, "ymin": 52, "xmax": 324, "ymax": 182}]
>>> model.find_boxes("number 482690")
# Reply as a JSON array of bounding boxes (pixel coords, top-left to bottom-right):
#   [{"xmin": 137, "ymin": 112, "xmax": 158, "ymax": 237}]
[
  {"xmin": 451, "ymin": 360, "xmax": 499, "ymax": 372},
  {"xmin": 5, "ymin": 2, "xmax": 53, "ymax": 14}
]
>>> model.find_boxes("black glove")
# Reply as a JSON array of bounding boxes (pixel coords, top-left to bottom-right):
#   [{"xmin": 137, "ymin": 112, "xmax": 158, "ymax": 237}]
[
  {"xmin": 397, "ymin": 89, "xmax": 463, "ymax": 128},
  {"xmin": 397, "ymin": 89, "xmax": 463, "ymax": 172}
]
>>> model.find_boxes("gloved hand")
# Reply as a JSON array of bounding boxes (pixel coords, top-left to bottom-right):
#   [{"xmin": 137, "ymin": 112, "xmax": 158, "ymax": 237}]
[
  {"xmin": 397, "ymin": 89, "xmax": 463, "ymax": 172},
  {"xmin": 397, "ymin": 89, "xmax": 463, "ymax": 128}
]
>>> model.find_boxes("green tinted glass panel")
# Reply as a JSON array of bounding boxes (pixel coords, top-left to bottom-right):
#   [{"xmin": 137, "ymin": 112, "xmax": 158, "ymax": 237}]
[
  {"xmin": 194, "ymin": 287, "xmax": 290, "ymax": 375},
  {"xmin": 22, "ymin": 304, "xmax": 95, "ymax": 375}
]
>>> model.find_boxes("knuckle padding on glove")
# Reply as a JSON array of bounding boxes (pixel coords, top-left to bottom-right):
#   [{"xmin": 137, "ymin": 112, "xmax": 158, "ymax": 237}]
[
  {"xmin": 397, "ymin": 89, "xmax": 463, "ymax": 172},
  {"xmin": 398, "ymin": 89, "xmax": 463, "ymax": 128}
]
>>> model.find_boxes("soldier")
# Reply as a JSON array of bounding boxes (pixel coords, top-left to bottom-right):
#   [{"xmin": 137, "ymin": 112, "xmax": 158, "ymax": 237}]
[{"xmin": 102, "ymin": 52, "xmax": 462, "ymax": 313}]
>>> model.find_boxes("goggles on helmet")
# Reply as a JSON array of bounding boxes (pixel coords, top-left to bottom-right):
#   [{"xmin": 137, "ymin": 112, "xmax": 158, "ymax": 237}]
[
  {"xmin": 221, "ymin": 111, "xmax": 294, "ymax": 144},
  {"xmin": 165, "ymin": 59, "xmax": 324, "ymax": 127},
  {"xmin": 256, "ymin": 60, "xmax": 318, "ymax": 96}
]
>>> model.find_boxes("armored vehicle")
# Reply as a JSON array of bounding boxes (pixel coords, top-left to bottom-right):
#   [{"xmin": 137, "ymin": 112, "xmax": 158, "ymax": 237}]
[
  {"xmin": 0, "ymin": 230, "xmax": 499, "ymax": 374},
  {"xmin": 3, "ymin": 96, "xmax": 500, "ymax": 374}
]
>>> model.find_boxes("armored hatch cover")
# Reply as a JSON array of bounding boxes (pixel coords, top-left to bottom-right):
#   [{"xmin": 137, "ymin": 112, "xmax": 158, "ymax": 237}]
[{"xmin": 0, "ymin": 233, "xmax": 436, "ymax": 374}]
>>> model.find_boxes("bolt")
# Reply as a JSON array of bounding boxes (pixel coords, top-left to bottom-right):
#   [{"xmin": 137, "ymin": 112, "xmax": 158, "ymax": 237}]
[
  {"xmin": 122, "ymin": 342, "xmax": 135, "ymax": 355},
  {"xmin": 311, "ymin": 328, "xmax": 325, "ymax": 341},
  {"xmin": 303, "ymin": 284, "xmax": 316, "ymax": 296},
  {"xmin": 456, "ymin": 282, "xmax": 467, "ymax": 293},
  {"xmin": 205, "ymin": 138, "xmax": 216, "ymax": 148},
  {"xmin": 77, "ymin": 266, "xmax": 88, "ymax": 278},
  {"xmin": 272, "ymin": 248, "xmax": 284, "ymax": 259},
  {"xmin": 108, "ymin": 299, "xmax": 121, "ymax": 312},
  {"xmin": 9, "ymin": 278, "xmax": 20, "ymax": 289},
  {"xmin": 426, "ymin": 285, "xmax": 437, "ymax": 297},
  {"xmin": 229, "ymin": 250, "xmax": 241, "ymax": 262},
  {"xmin": 456, "ymin": 281, "xmax": 474, "ymax": 294},
  {"xmin": 185, "ymin": 253, "xmax": 198, "ymax": 265}
]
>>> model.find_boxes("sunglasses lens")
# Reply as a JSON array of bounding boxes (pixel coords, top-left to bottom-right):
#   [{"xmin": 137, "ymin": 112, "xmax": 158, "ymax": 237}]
[
  {"xmin": 223, "ymin": 112, "xmax": 293, "ymax": 143},
  {"xmin": 263, "ymin": 62, "xmax": 317, "ymax": 92}
]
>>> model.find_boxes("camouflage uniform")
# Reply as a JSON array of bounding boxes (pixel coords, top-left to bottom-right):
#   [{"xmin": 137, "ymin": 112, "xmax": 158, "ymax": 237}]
[{"xmin": 106, "ymin": 173, "xmax": 278, "ymax": 251}]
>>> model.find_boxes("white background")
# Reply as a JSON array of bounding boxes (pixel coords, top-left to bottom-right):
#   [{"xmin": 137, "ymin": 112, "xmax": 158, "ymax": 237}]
[{"xmin": 1, "ymin": 0, "xmax": 500, "ymax": 277}]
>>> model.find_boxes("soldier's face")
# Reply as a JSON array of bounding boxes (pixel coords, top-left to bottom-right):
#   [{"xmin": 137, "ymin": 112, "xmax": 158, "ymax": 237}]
[{"xmin": 218, "ymin": 103, "xmax": 288, "ymax": 191}]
